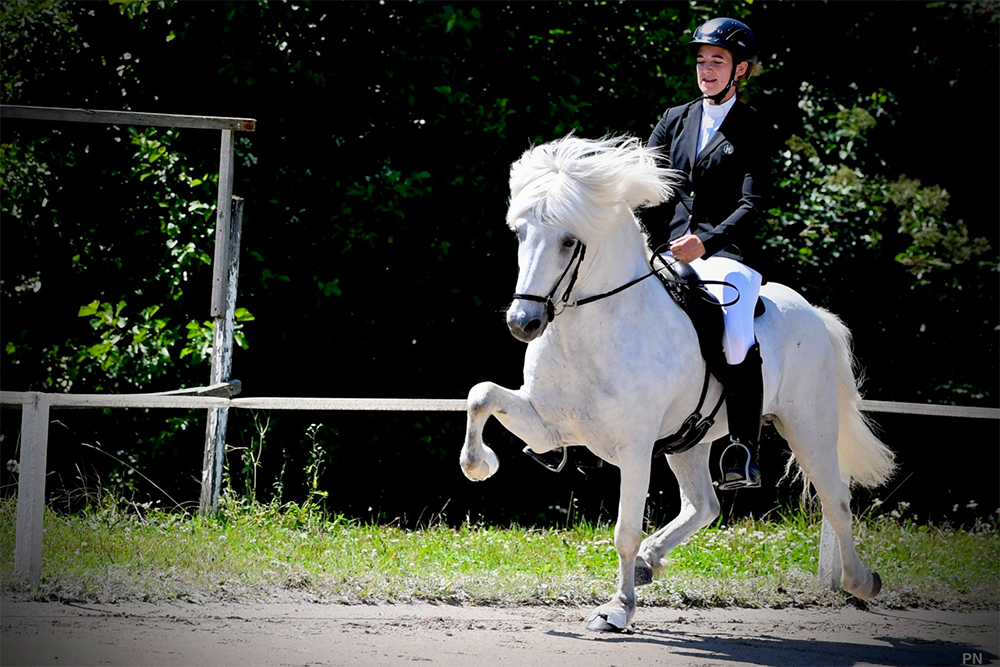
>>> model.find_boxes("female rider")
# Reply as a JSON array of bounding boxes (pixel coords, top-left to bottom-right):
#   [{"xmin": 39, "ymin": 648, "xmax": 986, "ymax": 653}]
[{"xmin": 646, "ymin": 17, "xmax": 772, "ymax": 490}]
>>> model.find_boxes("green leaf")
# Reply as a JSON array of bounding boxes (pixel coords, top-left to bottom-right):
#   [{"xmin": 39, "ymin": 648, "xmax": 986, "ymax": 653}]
[
  {"xmin": 88, "ymin": 342, "xmax": 114, "ymax": 357},
  {"xmin": 234, "ymin": 307, "xmax": 255, "ymax": 322},
  {"xmin": 78, "ymin": 300, "xmax": 100, "ymax": 317}
]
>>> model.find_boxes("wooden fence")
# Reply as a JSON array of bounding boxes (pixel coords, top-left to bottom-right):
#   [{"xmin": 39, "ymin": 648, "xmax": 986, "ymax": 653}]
[
  {"xmin": 0, "ymin": 104, "xmax": 255, "ymax": 516},
  {"xmin": 3, "ymin": 105, "xmax": 998, "ymax": 595},
  {"xmin": 1, "ymin": 389, "xmax": 997, "ymax": 587}
]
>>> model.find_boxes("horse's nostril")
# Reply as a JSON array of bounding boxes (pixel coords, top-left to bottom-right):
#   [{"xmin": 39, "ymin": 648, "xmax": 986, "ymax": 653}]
[{"xmin": 524, "ymin": 319, "xmax": 542, "ymax": 335}]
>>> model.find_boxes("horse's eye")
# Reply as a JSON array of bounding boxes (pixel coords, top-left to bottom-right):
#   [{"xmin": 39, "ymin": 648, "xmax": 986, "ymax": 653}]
[{"xmin": 562, "ymin": 237, "xmax": 577, "ymax": 248}]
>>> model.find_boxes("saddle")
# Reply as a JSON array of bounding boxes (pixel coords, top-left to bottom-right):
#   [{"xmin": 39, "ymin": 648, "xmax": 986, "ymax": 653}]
[
  {"xmin": 655, "ymin": 261, "xmax": 765, "ymax": 376},
  {"xmin": 649, "ymin": 259, "xmax": 765, "ymax": 457}
]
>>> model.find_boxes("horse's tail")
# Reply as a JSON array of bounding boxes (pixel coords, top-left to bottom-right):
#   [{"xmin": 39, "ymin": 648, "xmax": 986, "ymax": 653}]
[{"xmin": 816, "ymin": 307, "xmax": 897, "ymax": 489}]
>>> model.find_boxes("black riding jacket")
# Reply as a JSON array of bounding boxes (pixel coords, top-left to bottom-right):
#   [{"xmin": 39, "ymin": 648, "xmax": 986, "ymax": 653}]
[{"xmin": 646, "ymin": 98, "xmax": 772, "ymax": 269}]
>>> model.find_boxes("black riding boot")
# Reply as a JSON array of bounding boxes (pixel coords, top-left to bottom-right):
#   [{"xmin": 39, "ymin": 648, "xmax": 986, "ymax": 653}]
[{"xmin": 718, "ymin": 342, "xmax": 763, "ymax": 490}]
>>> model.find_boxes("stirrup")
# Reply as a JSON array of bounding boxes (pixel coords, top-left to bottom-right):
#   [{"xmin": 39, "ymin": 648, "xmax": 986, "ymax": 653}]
[
  {"xmin": 523, "ymin": 445, "xmax": 568, "ymax": 473},
  {"xmin": 718, "ymin": 441, "xmax": 761, "ymax": 490}
]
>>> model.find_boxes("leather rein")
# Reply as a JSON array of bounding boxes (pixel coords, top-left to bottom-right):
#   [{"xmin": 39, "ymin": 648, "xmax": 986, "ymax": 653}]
[
  {"xmin": 511, "ymin": 240, "xmax": 737, "ymax": 321},
  {"xmin": 511, "ymin": 240, "xmax": 737, "ymax": 459}
]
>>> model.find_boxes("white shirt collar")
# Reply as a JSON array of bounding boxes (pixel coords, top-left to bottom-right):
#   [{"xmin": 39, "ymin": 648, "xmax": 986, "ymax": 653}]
[{"xmin": 702, "ymin": 94, "xmax": 736, "ymax": 120}]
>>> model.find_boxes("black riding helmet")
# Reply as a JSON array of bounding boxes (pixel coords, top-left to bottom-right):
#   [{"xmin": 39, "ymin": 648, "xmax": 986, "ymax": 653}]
[{"xmin": 691, "ymin": 17, "xmax": 757, "ymax": 104}]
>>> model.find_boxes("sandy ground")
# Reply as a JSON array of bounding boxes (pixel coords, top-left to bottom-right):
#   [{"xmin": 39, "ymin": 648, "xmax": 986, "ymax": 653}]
[{"xmin": 1, "ymin": 598, "xmax": 998, "ymax": 666}]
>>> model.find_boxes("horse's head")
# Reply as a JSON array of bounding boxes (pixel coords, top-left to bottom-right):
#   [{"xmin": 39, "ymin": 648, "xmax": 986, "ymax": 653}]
[
  {"xmin": 506, "ymin": 216, "xmax": 585, "ymax": 342},
  {"xmin": 504, "ymin": 134, "xmax": 677, "ymax": 342}
]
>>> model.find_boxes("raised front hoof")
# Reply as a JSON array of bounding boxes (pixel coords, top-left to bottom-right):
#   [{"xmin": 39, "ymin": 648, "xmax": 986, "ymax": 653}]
[
  {"xmin": 459, "ymin": 445, "xmax": 499, "ymax": 482},
  {"xmin": 634, "ymin": 557, "xmax": 654, "ymax": 587}
]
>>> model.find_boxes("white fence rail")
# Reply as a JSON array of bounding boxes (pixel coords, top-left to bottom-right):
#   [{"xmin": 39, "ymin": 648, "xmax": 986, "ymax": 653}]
[
  {"xmin": 3, "ymin": 391, "xmax": 997, "ymax": 418},
  {"xmin": 2, "ymin": 389, "xmax": 997, "ymax": 586}
]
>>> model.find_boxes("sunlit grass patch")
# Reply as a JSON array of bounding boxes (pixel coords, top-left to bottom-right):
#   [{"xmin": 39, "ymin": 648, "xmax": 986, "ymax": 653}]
[{"xmin": 1, "ymin": 496, "xmax": 996, "ymax": 610}]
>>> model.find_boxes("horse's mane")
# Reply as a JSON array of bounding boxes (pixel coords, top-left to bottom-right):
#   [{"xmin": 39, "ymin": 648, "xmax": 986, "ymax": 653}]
[{"xmin": 506, "ymin": 134, "xmax": 677, "ymax": 239}]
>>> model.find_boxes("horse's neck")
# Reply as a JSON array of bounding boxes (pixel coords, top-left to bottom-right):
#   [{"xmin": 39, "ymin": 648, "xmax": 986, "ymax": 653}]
[
  {"xmin": 557, "ymin": 214, "xmax": 693, "ymax": 351},
  {"xmin": 530, "ymin": 216, "xmax": 699, "ymax": 396},
  {"xmin": 574, "ymin": 219, "xmax": 649, "ymax": 298}
]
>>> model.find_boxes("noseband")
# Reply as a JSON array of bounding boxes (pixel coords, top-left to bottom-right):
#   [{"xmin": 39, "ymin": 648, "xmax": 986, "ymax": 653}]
[{"xmin": 512, "ymin": 241, "xmax": 588, "ymax": 322}]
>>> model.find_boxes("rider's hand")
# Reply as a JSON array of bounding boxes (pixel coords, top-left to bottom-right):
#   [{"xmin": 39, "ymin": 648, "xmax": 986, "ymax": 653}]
[{"xmin": 669, "ymin": 234, "xmax": 705, "ymax": 263}]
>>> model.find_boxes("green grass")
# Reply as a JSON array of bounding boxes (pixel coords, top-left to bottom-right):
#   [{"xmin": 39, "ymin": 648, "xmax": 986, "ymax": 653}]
[{"xmin": 1, "ymin": 495, "xmax": 997, "ymax": 610}]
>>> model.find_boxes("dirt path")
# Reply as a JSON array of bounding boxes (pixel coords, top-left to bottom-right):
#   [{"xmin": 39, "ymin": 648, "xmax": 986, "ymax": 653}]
[{"xmin": 2, "ymin": 598, "xmax": 997, "ymax": 666}]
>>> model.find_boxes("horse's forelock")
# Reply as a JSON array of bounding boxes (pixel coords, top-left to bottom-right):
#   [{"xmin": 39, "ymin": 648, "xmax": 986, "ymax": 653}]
[{"xmin": 506, "ymin": 135, "xmax": 676, "ymax": 236}]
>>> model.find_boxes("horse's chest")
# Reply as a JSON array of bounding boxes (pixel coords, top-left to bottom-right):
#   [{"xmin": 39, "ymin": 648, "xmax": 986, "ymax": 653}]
[{"xmin": 524, "ymin": 356, "xmax": 629, "ymax": 440}]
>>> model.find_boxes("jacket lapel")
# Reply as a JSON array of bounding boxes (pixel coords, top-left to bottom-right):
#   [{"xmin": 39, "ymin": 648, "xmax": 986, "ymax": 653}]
[
  {"xmin": 696, "ymin": 128, "xmax": 727, "ymax": 164},
  {"xmin": 695, "ymin": 101, "xmax": 743, "ymax": 172},
  {"xmin": 672, "ymin": 101, "xmax": 701, "ymax": 176}
]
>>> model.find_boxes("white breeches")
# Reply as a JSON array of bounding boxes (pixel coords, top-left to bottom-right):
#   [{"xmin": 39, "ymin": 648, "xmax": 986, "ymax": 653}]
[{"xmin": 688, "ymin": 256, "xmax": 762, "ymax": 365}]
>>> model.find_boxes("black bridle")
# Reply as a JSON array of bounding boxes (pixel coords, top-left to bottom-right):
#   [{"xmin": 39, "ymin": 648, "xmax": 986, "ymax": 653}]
[
  {"xmin": 511, "ymin": 241, "xmax": 739, "ymax": 323},
  {"xmin": 513, "ymin": 239, "xmax": 746, "ymax": 466},
  {"xmin": 512, "ymin": 241, "xmax": 587, "ymax": 322}
]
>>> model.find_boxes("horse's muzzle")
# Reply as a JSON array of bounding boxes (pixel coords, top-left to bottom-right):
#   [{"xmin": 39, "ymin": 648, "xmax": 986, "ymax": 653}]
[{"xmin": 507, "ymin": 302, "xmax": 547, "ymax": 342}]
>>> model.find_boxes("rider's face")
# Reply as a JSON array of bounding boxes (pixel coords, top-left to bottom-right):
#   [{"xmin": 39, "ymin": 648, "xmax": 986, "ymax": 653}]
[{"xmin": 696, "ymin": 45, "xmax": 746, "ymax": 102}]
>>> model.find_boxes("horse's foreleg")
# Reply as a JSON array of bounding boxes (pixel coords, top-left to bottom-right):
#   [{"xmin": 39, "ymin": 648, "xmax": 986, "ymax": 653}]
[
  {"xmin": 459, "ymin": 381, "xmax": 559, "ymax": 481},
  {"xmin": 635, "ymin": 441, "xmax": 719, "ymax": 585},
  {"xmin": 587, "ymin": 453, "xmax": 651, "ymax": 632}
]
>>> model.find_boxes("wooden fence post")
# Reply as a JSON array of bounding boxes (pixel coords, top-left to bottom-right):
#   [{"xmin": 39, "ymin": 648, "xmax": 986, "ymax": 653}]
[
  {"xmin": 200, "ymin": 194, "xmax": 243, "ymax": 514},
  {"xmin": 14, "ymin": 392, "xmax": 51, "ymax": 585}
]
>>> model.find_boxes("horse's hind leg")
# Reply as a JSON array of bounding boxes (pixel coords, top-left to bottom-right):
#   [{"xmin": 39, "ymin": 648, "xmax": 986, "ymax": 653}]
[
  {"xmin": 635, "ymin": 442, "xmax": 719, "ymax": 585},
  {"xmin": 775, "ymin": 413, "xmax": 881, "ymax": 599}
]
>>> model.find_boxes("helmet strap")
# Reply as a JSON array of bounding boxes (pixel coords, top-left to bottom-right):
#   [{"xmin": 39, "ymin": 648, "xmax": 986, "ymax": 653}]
[{"xmin": 707, "ymin": 61, "xmax": 739, "ymax": 105}]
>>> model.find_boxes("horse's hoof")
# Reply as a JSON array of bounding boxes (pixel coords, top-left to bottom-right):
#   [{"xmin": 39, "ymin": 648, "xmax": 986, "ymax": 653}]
[
  {"xmin": 586, "ymin": 615, "xmax": 617, "ymax": 632},
  {"xmin": 586, "ymin": 607, "xmax": 628, "ymax": 633},
  {"xmin": 634, "ymin": 561, "xmax": 654, "ymax": 587},
  {"xmin": 586, "ymin": 614, "xmax": 626, "ymax": 633},
  {"xmin": 460, "ymin": 445, "xmax": 500, "ymax": 481},
  {"xmin": 870, "ymin": 572, "xmax": 882, "ymax": 598}
]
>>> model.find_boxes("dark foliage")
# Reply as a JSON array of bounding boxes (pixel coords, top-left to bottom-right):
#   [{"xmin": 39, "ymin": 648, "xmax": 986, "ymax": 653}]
[{"xmin": 1, "ymin": 0, "xmax": 997, "ymax": 525}]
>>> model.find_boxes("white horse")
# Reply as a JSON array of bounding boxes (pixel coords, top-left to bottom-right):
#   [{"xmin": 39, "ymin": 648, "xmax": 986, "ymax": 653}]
[{"xmin": 459, "ymin": 135, "xmax": 896, "ymax": 631}]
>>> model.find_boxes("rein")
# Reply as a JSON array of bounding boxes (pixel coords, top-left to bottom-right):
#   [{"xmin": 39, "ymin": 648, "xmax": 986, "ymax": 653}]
[
  {"xmin": 512, "ymin": 241, "xmax": 739, "ymax": 322},
  {"xmin": 514, "ymin": 240, "xmax": 739, "ymax": 468}
]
